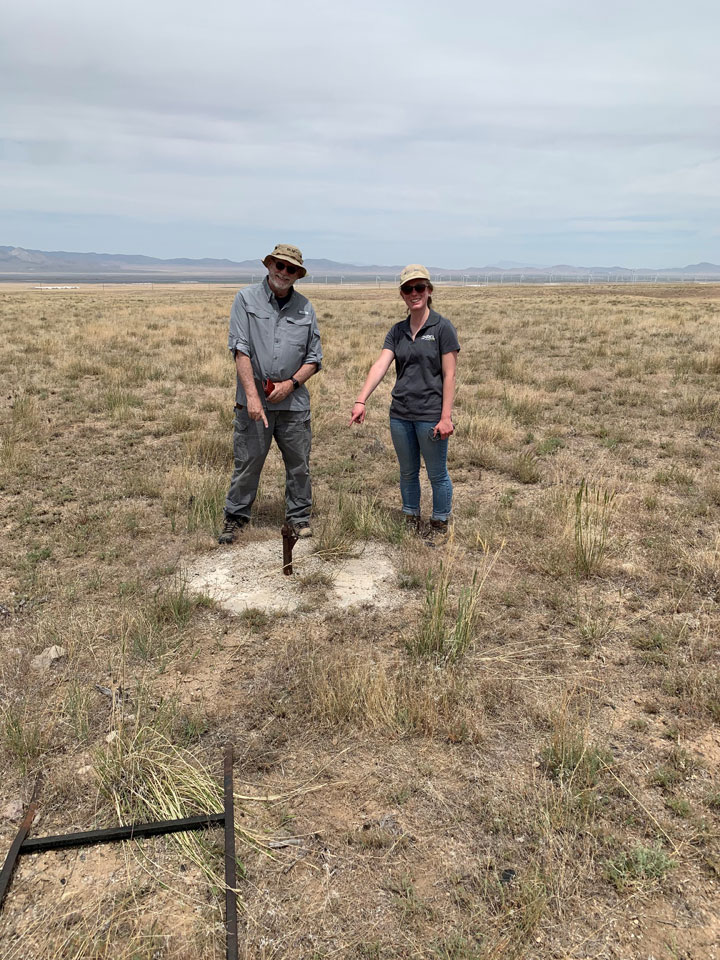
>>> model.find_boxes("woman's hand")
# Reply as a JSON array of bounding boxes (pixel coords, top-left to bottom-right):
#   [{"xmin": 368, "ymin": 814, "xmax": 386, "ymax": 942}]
[
  {"xmin": 433, "ymin": 417, "xmax": 454, "ymax": 439},
  {"xmin": 349, "ymin": 402, "xmax": 366, "ymax": 425}
]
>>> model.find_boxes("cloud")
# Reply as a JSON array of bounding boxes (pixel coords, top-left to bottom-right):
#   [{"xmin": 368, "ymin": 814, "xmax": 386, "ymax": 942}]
[{"xmin": 1, "ymin": 0, "xmax": 719, "ymax": 264}]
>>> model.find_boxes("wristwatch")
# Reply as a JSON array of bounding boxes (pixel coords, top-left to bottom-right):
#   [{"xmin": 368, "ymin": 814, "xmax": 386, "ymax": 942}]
[{"xmin": 291, "ymin": 377, "xmax": 300, "ymax": 390}]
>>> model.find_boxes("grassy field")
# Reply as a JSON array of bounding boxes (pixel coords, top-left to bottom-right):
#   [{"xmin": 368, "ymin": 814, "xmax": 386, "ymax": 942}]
[{"xmin": 1, "ymin": 281, "xmax": 719, "ymax": 959}]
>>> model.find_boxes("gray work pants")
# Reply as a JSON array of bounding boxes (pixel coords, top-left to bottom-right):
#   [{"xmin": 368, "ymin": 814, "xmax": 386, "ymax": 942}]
[{"xmin": 225, "ymin": 406, "xmax": 312, "ymax": 524}]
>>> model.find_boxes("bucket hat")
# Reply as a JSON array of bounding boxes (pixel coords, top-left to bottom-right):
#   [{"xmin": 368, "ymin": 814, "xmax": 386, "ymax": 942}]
[
  {"xmin": 263, "ymin": 243, "xmax": 307, "ymax": 278},
  {"xmin": 399, "ymin": 264, "xmax": 431, "ymax": 286}
]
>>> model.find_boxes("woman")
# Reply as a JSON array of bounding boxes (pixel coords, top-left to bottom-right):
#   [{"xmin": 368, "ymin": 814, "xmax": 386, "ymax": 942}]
[{"xmin": 349, "ymin": 264, "xmax": 460, "ymax": 534}]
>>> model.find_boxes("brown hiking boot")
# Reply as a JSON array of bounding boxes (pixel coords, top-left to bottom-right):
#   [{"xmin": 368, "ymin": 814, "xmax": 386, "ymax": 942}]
[
  {"xmin": 425, "ymin": 518, "xmax": 449, "ymax": 544},
  {"xmin": 403, "ymin": 514, "xmax": 422, "ymax": 532}
]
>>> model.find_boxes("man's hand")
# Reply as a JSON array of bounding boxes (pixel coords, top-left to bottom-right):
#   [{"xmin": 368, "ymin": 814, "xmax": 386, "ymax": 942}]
[
  {"xmin": 433, "ymin": 417, "xmax": 454, "ymax": 439},
  {"xmin": 267, "ymin": 379, "xmax": 294, "ymax": 404},
  {"xmin": 246, "ymin": 394, "xmax": 269, "ymax": 428},
  {"xmin": 349, "ymin": 401, "xmax": 366, "ymax": 425}
]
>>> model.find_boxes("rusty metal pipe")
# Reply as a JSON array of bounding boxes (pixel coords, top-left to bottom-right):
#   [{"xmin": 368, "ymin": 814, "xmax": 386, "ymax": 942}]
[{"xmin": 281, "ymin": 523, "xmax": 299, "ymax": 575}]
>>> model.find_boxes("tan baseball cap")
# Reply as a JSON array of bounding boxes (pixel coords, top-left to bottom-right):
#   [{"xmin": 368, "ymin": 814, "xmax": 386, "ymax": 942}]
[
  {"xmin": 399, "ymin": 264, "xmax": 431, "ymax": 285},
  {"xmin": 263, "ymin": 243, "xmax": 307, "ymax": 278}
]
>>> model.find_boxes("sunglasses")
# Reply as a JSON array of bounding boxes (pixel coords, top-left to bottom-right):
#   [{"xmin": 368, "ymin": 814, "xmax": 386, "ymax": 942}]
[
  {"xmin": 271, "ymin": 259, "xmax": 299, "ymax": 275},
  {"xmin": 400, "ymin": 282, "xmax": 429, "ymax": 294}
]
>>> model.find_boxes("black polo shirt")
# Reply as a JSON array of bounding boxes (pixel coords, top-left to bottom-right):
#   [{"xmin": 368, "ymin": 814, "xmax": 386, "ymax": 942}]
[{"xmin": 383, "ymin": 309, "xmax": 460, "ymax": 421}]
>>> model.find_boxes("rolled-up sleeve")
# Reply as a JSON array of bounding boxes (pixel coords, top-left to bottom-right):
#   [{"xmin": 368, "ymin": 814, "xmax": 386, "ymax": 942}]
[
  {"xmin": 228, "ymin": 293, "xmax": 251, "ymax": 356},
  {"xmin": 303, "ymin": 306, "xmax": 323, "ymax": 370}
]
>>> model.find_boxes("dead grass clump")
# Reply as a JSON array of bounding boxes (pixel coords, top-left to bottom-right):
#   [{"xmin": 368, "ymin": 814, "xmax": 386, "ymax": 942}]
[
  {"xmin": 395, "ymin": 664, "xmax": 483, "ymax": 743},
  {"xmin": 118, "ymin": 580, "xmax": 205, "ymax": 662},
  {"xmin": 295, "ymin": 646, "xmax": 398, "ymax": 730},
  {"xmin": 661, "ymin": 663, "xmax": 720, "ymax": 720},
  {"xmin": 507, "ymin": 452, "xmax": 541, "ymax": 484},
  {"xmin": 163, "ymin": 464, "xmax": 226, "ymax": 535},
  {"xmin": 0, "ymin": 392, "xmax": 46, "ymax": 471},
  {"xmin": 95, "ymin": 725, "xmax": 267, "ymax": 884},
  {"xmin": 540, "ymin": 723, "xmax": 611, "ymax": 795},
  {"xmin": 397, "ymin": 539, "xmax": 435, "ymax": 589},
  {"xmin": 292, "ymin": 643, "xmax": 483, "ymax": 743},
  {"xmin": 464, "ymin": 412, "xmax": 517, "ymax": 447},
  {"xmin": 184, "ymin": 431, "xmax": 233, "ymax": 469},
  {"xmin": 678, "ymin": 534, "xmax": 720, "ymax": 601}
]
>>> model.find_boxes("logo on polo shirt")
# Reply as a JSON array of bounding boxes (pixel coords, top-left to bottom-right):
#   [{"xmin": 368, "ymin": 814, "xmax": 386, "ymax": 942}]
[{"xmin": 419, "ymin": 334, "xmax": 436, "ymax": 341}]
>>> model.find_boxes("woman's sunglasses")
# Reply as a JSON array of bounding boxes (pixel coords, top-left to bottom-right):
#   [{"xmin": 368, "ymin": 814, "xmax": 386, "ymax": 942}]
[
  {"xmin": 400, "ymin": 282, "xmax": 429, "ymax": 294},
  {"xmin": 271, "ymin": 259, "xmax": 299, "ymax": 275}
]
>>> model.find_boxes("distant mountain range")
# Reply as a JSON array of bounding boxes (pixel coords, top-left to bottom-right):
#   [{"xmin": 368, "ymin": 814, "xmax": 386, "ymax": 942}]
[{"xmin": 1, "ymin": 245, "xmax": 719, "ymax": 281}]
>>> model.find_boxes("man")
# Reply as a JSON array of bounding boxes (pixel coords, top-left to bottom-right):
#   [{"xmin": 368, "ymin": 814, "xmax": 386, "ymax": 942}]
[{"xmin": 218, "ymin": 243, "xmax": 322, "ymax": 544}]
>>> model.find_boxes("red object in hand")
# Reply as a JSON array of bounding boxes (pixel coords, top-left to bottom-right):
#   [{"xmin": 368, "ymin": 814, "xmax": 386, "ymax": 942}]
[{"xmin": 262, "ymin": 378, "xmax": 275, "ymax": 397}]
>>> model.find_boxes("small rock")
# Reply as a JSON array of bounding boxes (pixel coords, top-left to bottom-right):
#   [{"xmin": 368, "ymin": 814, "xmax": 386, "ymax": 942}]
[
  {"xmin": 105, "ymin": 730, "xmax": 119, "ymax": 743},
  {"xmin": 2, "ymin": 799, "xmax": 24, "ymax": 821},
  {"xmin": 31, "ymin": 645, "xmax": 68, "ymax": 671}
]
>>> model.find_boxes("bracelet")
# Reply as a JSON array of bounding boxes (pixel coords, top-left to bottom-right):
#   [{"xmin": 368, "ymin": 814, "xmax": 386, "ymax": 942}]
[{"xmin": 354, "ymin": 400, "xmax": 365, "ymax": 405}]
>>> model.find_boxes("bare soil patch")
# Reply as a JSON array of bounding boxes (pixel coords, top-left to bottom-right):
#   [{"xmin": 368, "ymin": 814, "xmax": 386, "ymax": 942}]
[{"xmin": 185, "ymin": 534, "xmax": 405, "ymax": 614}]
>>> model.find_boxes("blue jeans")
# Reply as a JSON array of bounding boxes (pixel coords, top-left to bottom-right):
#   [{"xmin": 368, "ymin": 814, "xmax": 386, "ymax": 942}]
[{"xmin": 389, "ymin": 418, "xmax": 453, "ymax": 521}]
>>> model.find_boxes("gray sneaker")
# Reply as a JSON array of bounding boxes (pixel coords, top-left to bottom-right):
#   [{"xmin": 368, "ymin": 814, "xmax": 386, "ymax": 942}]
[
  {"xmin": 292, "ymin": 521, "xmax": 312, "ymax": 539},
  {"xmin": 218, "ymin": 516, "xmax": 247, "ymax": 544}
]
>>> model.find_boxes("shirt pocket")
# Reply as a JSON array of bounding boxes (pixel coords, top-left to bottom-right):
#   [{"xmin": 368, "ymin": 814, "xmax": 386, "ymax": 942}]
[
  {"xmin": 283, "ymin": 317, "xmax": 311, "ymax": 354},
  {"xmin": 247, "ymin": 309, "xmax": 272, "ymax": 323}
]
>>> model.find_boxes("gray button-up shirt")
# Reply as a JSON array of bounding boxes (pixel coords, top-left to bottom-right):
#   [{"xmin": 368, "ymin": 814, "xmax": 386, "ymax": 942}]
[{"xmin": 228, "ymin": 278, "xmax": 323, "ymax": 411}]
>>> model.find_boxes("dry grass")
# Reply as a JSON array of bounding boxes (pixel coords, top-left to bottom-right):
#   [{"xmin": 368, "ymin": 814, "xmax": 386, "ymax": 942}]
[{"xmin": 1, "ymin": 282, "xmax": 720, "ymax": 958}]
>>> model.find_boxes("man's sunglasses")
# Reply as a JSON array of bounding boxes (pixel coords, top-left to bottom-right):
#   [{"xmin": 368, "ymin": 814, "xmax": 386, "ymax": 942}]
[
  {"xmin": 400, "ymin": 282, "xmax": 429, "ymax": 294},
  {"xmin": 271, "ymin": 259, "xmax": 299, "ymax": 275}
]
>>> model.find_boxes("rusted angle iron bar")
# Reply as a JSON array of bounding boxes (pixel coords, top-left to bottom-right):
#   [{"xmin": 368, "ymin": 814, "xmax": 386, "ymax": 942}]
[
  {"xmin": 0, "ymin": 800, "xmax": 39, "ymax": 907},
  {"xmin": 19, "ymin": 812, "xmax": 226, "ymax": 854},
  {"xmin": 224, "ymin": 743, "xmax": 238, "ymax": 960},
  {"xmin": 0, "ymin": 746, "xmax": 238, "ymax": 960}
]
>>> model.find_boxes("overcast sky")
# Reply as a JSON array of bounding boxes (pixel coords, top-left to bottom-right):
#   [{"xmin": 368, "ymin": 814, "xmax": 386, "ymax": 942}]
[{"xmin": 2, "ymin": 0, "xmax": 719, "ymax": 268}]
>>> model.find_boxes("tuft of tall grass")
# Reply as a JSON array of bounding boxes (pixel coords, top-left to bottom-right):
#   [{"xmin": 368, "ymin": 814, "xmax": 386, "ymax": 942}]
[
  {"xmin": 541, "ymin": 724, "xmax": 611, "ymax": 794},
  {"xmin": 344, "ymin": 492, "xmax": 405, "ymax": 544},
  {"xmin": 103, "ymin": 387, "xmax": 144, "ymax": 418},
  {"xmin": 0, "ymin": 392, "xmax": 43, "ymax": 470},
  {"xmin": 508, "ymin": 452, "xmax": 541, "ymax": 484},
  {"xmin": 406, "ymin": 547, "xmax": 501, "ymax": 663},
  {"xmin": 1, "ymin": 703, "xmax": 46, "ymax": 773},
  {"xmin": 163, "ymin": 464, "xmax": 227, "ymax": 535},
  {"xmin": 573, "ymin": 478, "xmax": 615, "ymax": 576},
  {"xmin": 312, "ymin": 489, "xmax": 406, "ymax": 559},
  {"xmin": 121, "ymin": 580, "xmax": 201, "ymax": 661}
]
